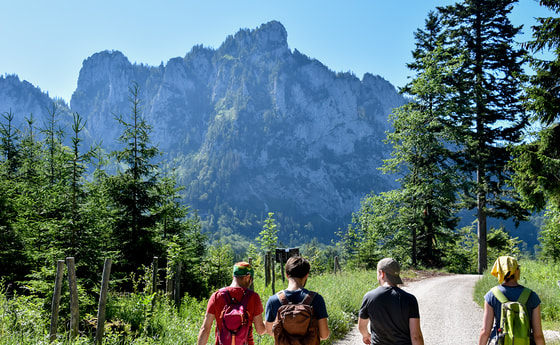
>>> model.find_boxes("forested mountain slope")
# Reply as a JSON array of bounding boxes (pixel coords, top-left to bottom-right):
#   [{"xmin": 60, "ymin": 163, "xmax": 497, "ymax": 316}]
[
  {"xmin": 3, "ymin": 21, "xmax": 407, "ymax": 244},
  {"xmin": 67, "ymin": 21, "xmax": 406, "ymax": 243}
]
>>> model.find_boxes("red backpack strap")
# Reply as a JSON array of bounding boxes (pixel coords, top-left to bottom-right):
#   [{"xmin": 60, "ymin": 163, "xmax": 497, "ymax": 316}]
[
  {"xmin": 240, "ymin": 289, "xmax": 253, "ymax": 307},
  {"xmin": 219, "ymin": 287, "xmax": 232, "ymax": 304}
]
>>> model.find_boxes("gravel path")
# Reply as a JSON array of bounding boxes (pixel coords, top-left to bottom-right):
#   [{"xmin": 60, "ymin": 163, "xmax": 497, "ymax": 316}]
[{"xmin": 335, "ymin": 274, "xmax": 483, "ymax": 345}]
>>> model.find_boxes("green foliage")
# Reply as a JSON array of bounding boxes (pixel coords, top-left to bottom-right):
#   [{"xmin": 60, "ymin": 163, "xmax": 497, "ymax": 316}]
[
  {"xmin": 509, "ymin": 124, "xmax": 560, "ymax": 212},
  {"xmin": 257, "ymin": 212, "xmax": 279, "ymax": 255},
  {"xmin": 204, "ymin": 242, "xmax": 235, "ymax": 290},
  {"xmin": 540, "ymin": 205, "xmax": 560, "ymax": 262},
  {"xmin": 0, "ymin": 85, "xmax": 205, "ymax": 305},
  {"xmin": 0, "ymin": 290, "xmax": 47, "ymax": 344},
  {"xmin": 523, "ymin": 1, "xmax": 560, "ymax": 127},
  {"xmin": 0, "ymin": 267, "xmax": 378, "ymax": 345}
]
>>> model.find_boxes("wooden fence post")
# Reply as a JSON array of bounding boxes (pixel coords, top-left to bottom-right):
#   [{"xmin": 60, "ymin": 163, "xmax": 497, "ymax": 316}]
[
  {"xmin": 265, "ymin": 251, "xmax": 270, "ymax": 287},
  {"xmin": 280, "ymin": 255, "xmax": 285, "ymax": 283},
  {"xmin": 49, "ymin": 260, "xmax": 65, "ymax": 342},
  {"xmin": 174, "ymin": 262, "xmax": 181, "ymax": 308},
  {"xmin": 334, "ymin": 256, "xmax": 342, "ymax": 275},
  {"xmin": 95, "ymin": 258, "xmax": 112, "ymax": 345},
  {"xmin": 271, "ymin": 253, "xmax": 275, "ymax": 295},
  {"xmin": 151, "ymin": 257, "xmax": 158, "ymax": 295},
  {"xmin": 66, "ymin": 257, "xmax": 79, "ymax": 340}
]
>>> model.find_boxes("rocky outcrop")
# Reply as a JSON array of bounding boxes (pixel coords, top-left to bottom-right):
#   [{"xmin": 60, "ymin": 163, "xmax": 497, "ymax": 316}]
[{"xmin": 6, "ymin": 21, "xmax": 407, "ymax": 243}]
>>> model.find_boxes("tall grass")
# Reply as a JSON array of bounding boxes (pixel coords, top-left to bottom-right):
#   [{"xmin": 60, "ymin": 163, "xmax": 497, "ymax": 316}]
[
  {"xmin": 473, "ymin": 259, "xmax": 560, "ymax": 343},
  {"xmin": 0, "ymin": 269, "xmax": 377, "ymax": 344},
  {"xmin": 5, "ymin": 264, "xmax": 555, "ymax": 345}
]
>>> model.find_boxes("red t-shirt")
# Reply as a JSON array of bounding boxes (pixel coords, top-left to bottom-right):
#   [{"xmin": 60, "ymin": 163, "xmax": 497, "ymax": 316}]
[{"xmin": 207, "ymin": 287, "xmax": 263, "ymax": 345}]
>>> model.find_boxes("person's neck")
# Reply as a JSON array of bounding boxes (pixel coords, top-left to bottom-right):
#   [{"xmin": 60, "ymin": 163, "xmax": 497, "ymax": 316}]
[
  {"xmin": 502, "ymin": 280, "xmax": 519, "ymax": 287},
  {"xmin": 286, "ymin": 278, "xmax": 305, "ymax": 291},
  {"xmin": 230, "ymin": 278, "xmax": 247, "ymax": 289}
]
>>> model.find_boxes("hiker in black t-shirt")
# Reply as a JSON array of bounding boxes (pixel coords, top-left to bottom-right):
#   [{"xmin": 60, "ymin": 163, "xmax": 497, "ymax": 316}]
[{"xmin": 358, "ymin": 258, "xmax": 424, "ymax": 345}]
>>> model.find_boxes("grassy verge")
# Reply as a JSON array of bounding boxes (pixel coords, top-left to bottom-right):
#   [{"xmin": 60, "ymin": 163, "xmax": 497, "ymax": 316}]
[
  {"xmin": 473, "ymin": 260, "xmax": 560, "ymax": 344},
  {"xmin": 0, "ymin": 270, "xmax": 378, "ymax": 345},
  {"xmin": 2, "ymin": 263, "xmax": 556, "ymax": 344}
]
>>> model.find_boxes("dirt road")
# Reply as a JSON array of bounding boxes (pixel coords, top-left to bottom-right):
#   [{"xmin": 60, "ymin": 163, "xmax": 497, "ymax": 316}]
[{"xmin": 335, "ymin": 274, "xmax": 484, "ymax": 345}]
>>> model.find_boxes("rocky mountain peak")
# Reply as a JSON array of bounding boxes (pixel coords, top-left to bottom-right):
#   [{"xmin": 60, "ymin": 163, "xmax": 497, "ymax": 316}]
[{"xmin": 8, "ymin": 21, "xmax": 407, "ymax": 244}]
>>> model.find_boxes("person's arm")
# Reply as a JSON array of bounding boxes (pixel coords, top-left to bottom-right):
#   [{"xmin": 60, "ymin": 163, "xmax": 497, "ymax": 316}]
[
  {"xmin": 358, "ymin": 317, "xmax": 371, "ymax": 344},
  {"xmin": 409, "ymin": 318, "xmax": 424, "ymax": 345},
  {"xmin": 252, "ymin": 313, "xmax": 266, "ymax": 336},
  {"xmin": 478, "ymin": 301, "xmax": 494, "ymax": 345},
  {"xmin": 197, "ymin": 313, "xmax": 215, "ymax": 345},
  {"xmin": 318, "ymin": 318, "xmax": 330, "ymax": 340},
  {"xmin": 264, "ymin": 320, "xmax": 274, "ymax": 336},
  {"xmin": 531, "ymin": 305, "xmax": 545, "ymax": 345}
]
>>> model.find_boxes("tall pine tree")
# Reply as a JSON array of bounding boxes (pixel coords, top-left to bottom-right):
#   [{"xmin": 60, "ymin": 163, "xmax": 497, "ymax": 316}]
[
  {"xmin": 106, "ymin": 82, "xmax": 164, "ymax": 276},
  {"xmin": 381, "ymin": 11, "xmax": 462, "ymax": 267},
  {"xmin": 439, "ymin": 0, "xmax": 529, "ymax": 273},
  {"xmin": 510, "ymin": 0, "xmax": 560, "ymax": 260}
]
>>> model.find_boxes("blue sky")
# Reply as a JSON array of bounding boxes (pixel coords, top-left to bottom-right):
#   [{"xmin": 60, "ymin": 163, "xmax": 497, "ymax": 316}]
[{"xmin": 0, "ymin": 0, "xmax": 553, "ymax": 102}]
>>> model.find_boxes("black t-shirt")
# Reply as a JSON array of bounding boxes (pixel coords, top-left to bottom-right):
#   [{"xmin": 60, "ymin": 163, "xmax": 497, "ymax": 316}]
[{"xmin": 359, "ymin": 286, "xmax": 420, "ymax": 345}]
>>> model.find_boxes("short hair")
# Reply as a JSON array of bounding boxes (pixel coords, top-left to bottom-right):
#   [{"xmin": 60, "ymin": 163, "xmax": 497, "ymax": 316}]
[{"xmin": 285, "ymin": 256, "xmax": 310, "ymax": 279}]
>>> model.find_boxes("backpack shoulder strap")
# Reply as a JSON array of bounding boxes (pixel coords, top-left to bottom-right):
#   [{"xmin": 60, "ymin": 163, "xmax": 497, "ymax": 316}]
[
  {"xmin": 219, "ymin": 287, "xmax": 231, "ymax": 303},
  {"xmin": 491, "ymin": 286, "xmax": 509, "ymax": 304},
  {"xmin": 301, "ymin": 291, "xmax": 317, "ymax": 306},
  {"xmin": 277, "ymin": 290, "xmax": 289, "ymax": 305},
  {"xmin": 517, "ymin": 288, "xmax": 531, "ymax": 305},
  {"xmin": 240, "ymin": 288, "xmax": 253, "ymax": 306},
  {"xmin": 219, "ymin": 287, "xmax": 251, "ymax": 304}
]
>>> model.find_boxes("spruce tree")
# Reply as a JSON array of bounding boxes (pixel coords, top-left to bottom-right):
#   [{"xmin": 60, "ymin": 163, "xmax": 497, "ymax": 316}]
[
  {"xmin": 524, "ymin": 0, "xmax": 560, "ymax": 127},
  {"xmin": 106, "ymin": 82, "xmax": 164, "ymax": 277},
  {"xmin": 381, "ymin": 11, "xmax": 462, "ymax": 267},
  {"xmin": 439, "ymin": 0, "xmax": 529, "ymax": 273},
  {"xmin": 510, "ymin": 0, "xmax": 560, "ymax": 260}
]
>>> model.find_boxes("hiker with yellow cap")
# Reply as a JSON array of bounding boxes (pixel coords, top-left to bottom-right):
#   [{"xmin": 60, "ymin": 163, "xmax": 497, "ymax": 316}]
[
  {"xmin": 478, "ymin": 256, "xmax": 545, "ymax": 345},
  {"xmin": 198, "ymin": 262, "xmax": 266, "ymax": 345}
]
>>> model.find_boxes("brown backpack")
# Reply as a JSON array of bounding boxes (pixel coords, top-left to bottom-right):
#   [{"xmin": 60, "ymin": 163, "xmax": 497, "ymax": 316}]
[{"xmin": 272, "ymin": 290, "xmax": 320, "ymax": 345}]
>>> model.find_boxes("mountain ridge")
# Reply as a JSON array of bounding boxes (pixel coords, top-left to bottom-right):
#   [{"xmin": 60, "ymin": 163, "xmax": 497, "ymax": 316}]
[{"xmin": 3, "ymin": 21, "xmax": 406, "ymax": 245}]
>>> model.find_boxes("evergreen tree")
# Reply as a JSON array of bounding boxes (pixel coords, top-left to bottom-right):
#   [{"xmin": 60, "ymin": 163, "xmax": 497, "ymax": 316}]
[
  {"xmin": 382, "ymin": 11, "xmax": 462, "ymax": 267},
  {"xmin": 257, "ymin": 212, "xmax": 279, "ymax": 255},
  {"xmin": 510, "ymin": 0, "xmax": 560, "ymax": 260},
  {"xmin": 106, "ymin": 82, "xmax": 163, "ymax": 276},
  {"xmin": 0, "ymin": 110, "xmax": 26, "ymax": 282},
  {"xmin": 0, "ymin": 110, "xmax": 21, "ymax": 174},
  {"xmin": 524, "ymin": 0, "xmax": 560, "ymax": 127},
  {"xmin": 439, "ymin": 0, "xmax": 529, "ymax": 273},
  {"xmin": 347, "ymin": 12, "xmax": 464, "ymax": 269}
]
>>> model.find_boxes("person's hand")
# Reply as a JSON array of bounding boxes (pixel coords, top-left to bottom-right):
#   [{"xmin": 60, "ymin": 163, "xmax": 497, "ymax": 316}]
[{"xmin": 362, "ymin": 336, "xmax": 371, "ymax": 344}]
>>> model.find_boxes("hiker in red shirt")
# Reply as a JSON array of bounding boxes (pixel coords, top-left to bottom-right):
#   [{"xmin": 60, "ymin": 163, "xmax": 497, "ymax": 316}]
[{"xmin": 198, "ymin": 262, "xmax": 266, "ymax": 345}]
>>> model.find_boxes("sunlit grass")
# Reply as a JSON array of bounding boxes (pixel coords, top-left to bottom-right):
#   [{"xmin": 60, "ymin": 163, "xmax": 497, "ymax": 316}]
[{"xmin": 1, "ymin": 263, "xmax": 557, "ymax": 344}]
